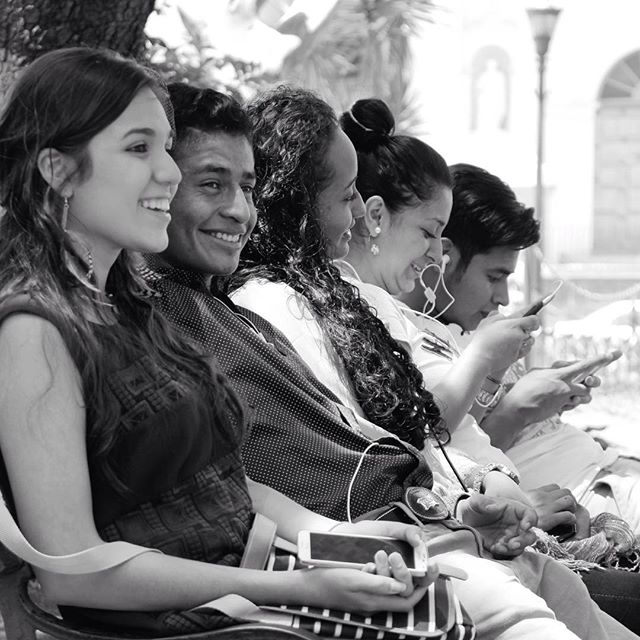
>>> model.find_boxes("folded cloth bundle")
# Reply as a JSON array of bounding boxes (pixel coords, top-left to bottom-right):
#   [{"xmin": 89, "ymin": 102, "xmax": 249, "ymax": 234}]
[{"xmin": 531, "ymin": 512, "xmax": 640, "ymax": 572}]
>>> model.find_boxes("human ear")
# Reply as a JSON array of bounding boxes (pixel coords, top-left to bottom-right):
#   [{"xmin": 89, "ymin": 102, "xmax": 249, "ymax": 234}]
[
  {"xmin": 36, "ymin": 148, "xmax": 76, "ymax": 197},
  {"xmin": 363, "ymin": 195, "xmax": 387, "ymax": 235}
]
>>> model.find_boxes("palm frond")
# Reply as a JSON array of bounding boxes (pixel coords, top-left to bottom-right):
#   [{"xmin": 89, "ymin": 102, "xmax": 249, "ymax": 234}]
[{"xmin": 280, "ymin": 0, "xmax": 436, "ymax": 132}]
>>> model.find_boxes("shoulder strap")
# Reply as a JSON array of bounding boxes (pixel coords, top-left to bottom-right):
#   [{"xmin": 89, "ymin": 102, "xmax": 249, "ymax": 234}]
[
  {"xmin": 240, "ymin": 513, "xmax": 296, "ymax": 570},
  {"xmin": 0, "ymin": 495, "xmax": 160, "ymax": 574}
]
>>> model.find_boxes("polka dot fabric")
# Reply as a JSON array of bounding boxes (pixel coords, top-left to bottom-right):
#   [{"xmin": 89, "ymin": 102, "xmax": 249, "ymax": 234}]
[{"xmin": 141, "ymin": 258, "xmax": 434, "ymax": 521}]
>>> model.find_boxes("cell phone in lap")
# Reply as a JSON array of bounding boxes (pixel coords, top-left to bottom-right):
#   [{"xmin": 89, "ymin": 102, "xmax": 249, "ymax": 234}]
[{"xmin": 297, "ymin": 531, "xmax": 467, "ymax": 580}]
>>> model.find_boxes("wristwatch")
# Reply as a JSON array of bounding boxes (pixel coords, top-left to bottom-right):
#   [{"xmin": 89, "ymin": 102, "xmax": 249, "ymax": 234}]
[{"xmin": 475, "ymin": 383, "xmax": 504, "ymax": 409}]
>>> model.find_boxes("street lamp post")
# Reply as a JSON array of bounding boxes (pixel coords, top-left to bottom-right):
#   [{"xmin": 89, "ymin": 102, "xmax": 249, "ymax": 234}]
[{"xmin": 525, "ymin": 7, "xmax": 561, "ymax": 308}]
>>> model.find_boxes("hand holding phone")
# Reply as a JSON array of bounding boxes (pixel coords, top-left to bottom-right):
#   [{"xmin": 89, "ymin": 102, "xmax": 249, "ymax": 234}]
[
  {"xmin": 566, "ymin": 350, "xmax": 623, "ymax": 384},
  {"xmin": 297, "ymin": 531, "xmax": 467, "ymax": 580}
]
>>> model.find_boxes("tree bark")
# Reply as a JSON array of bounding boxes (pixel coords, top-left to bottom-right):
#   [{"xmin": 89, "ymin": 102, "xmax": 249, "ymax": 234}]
[{"xmin": 0, "ymin": 0, "xmax": 156, "ymax": 100}]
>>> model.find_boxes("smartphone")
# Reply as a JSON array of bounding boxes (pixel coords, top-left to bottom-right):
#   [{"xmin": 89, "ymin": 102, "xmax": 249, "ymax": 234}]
[
  {"xmin": 297, "ymin": 531, "xmax": 428, "ymax": 576},
  {"xmin": 522, "ymin": 280, "xmax": 564, "ymax": 317},
  {"xmin": 571, "ymin": 350, "xmax": 623, "ymax": 384},
  {"xmin": 297, "ymin": 531, "xmax": 468, "ymax": 580},
  {"xmin": 548, "ymin": 522, "xmax": 577, "ymax": 543}
]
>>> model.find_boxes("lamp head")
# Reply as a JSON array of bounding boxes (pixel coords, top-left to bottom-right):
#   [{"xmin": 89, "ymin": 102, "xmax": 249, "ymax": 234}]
[{"xmin": 526, "ymin": 7, "xmax": 562, "ymax": 57}]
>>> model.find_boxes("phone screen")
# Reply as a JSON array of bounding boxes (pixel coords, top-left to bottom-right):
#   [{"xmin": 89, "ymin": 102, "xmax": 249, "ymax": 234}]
[
  {"xmin": 308, "ymin": 533, "xmax": 416, "ymax": 568},
  {"xmin": 572, "ymin": 350, "xmax": 622, "ymax": 384}
]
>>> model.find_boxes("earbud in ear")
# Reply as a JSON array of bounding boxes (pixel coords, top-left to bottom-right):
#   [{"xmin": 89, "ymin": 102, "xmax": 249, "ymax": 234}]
[{"xmin": 441, "ymin": 254, "xmax": 450, "ymax": 267}]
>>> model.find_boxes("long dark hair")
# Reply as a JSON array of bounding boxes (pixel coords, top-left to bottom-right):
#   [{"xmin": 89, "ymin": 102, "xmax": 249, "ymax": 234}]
[
  {"xmin": 235, "ymin": 86, "xmax": 441, "ymax": 448},
  {"xmin": 0, "ymin": 47, "xmax": 243, "ymax": 460}
]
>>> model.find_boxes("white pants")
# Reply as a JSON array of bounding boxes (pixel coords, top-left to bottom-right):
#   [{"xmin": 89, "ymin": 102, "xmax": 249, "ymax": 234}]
[
  {"xmin": 434, "ymin": 549, "xmax": 637, "ymax": 640},
  {"xmin": 582, "ymin": 457, "xmax": 640, "ymax": 535}
]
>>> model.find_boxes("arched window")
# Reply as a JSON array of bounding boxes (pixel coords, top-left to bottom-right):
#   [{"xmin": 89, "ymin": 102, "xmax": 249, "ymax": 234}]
[{"xmin": 593, "ymin": 50, "xmax": 640, "ymax": 254}]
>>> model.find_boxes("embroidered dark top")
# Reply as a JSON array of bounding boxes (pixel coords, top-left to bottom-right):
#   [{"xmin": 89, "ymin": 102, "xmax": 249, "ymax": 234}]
[{"xmin": 0, "ymin": 292, "xmax": 252, "ymax": 631}]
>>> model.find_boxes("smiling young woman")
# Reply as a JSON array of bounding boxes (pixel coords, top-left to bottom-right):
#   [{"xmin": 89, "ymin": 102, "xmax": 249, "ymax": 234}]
[{"xmin": 232, "ymin": 86, "xmax": 443, "ymax": 448}]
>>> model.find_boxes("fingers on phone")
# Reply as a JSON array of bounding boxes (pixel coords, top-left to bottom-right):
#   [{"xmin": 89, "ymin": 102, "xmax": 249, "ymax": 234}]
[
  {"xmin": 373, "ymin": 550, "xmax": 391, "ymax": 577},
  {"xmin": 519, "ymin": 315, "xmax": 540, "ymax": 332},
  {"xmin": 426, "ymin": 561, "xmax": 440, "ymax": 583},
  {"xmin": 388, "ymin": 552, "xmax": 414, "ymax": 595}
]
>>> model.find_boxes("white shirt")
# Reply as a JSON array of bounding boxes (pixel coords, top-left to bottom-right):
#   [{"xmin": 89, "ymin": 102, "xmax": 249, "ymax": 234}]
[
  {"xmin": 231, "ymin": 278, "xmax": 478, "ymax": 499},
  {"xmin": 336, "ymin": 273, "xmax": 518, "ymax": 473}
]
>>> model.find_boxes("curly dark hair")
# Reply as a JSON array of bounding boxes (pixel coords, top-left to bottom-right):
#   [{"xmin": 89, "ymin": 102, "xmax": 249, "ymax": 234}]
[{"xmin": 233, "ymin": 86, "xmax": 442, "ymax": 448}]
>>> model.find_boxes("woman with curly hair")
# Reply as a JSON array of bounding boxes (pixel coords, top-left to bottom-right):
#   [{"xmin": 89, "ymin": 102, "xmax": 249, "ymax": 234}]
[
  {"xmin": 0, "ymin": 50, "xmax": 435, "ymax": 636},
  {"xmin": 233, "ymin": 86, "xmax": 441, "ymax": 449}
]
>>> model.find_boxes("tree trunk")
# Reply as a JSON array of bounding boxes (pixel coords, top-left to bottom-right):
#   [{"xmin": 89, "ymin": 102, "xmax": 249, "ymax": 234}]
[{"xmin": 0, "ymin": 0, "xmax": 156, "ymax": 100}]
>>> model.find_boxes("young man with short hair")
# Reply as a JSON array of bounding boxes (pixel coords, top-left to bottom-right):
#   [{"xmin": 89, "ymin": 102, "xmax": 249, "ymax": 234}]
[{"xmin": 424, "ymin": 163, "xmax": 640, "ymax": 534}]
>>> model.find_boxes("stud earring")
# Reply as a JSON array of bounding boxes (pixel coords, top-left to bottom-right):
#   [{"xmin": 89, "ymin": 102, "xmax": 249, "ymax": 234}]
[
  {"xmin": 370, "ymin": 225, "xmax": 381, "ymax": 255},
  {"xmin": 61, "ymin": 196, "xmax": 69, "ymax": 230}
]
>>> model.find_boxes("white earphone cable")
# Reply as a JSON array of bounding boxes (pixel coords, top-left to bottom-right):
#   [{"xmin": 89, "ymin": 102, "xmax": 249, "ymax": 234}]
[{"xmin": 346, "ymin": 442, "xmax": 380, "ymax": 523}]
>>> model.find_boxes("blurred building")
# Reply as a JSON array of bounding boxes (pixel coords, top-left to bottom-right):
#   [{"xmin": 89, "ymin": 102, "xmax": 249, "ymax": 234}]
[{"xmin": 412, "ymin": 0, "xmax": 640, "ymax": 316}]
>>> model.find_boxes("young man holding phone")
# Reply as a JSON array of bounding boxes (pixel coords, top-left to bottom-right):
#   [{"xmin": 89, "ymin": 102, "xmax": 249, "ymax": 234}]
[{"xmin": 405, "ymin": 163, "xmax": 639, "ymax": 535}]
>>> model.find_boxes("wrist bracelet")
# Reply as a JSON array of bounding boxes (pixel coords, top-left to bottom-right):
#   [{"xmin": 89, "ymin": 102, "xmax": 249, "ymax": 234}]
[{"xmin": 470, "ymin": 463, "xmax": 520, "ymax": 493}]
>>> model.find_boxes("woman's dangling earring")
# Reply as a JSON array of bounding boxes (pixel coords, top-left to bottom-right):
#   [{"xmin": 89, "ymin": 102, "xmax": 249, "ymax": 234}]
[
  {"xmin": 61, "ymin": 196, "xmax": 69, "ymax": 230},
  {"xmin": 370, "ymin": 225, "xmax": 381, "ymax": 256},
  {"xmin": 85, "ymin": 249, "xmax": 95, "ymax": 283}
]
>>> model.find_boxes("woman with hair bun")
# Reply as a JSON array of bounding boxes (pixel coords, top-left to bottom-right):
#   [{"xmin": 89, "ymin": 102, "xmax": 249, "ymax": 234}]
[{"xmin": 338, "ymin": 97, "xmax": 538, "ymax": 470}]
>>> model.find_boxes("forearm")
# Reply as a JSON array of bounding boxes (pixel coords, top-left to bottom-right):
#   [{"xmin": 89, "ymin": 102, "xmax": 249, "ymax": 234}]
[
  {"xmin": 479, "ymin": 397, "xmax": 527, "ymax": 451},
  {"xmin": 42, "ymin": 548, "xmax": 307, "ymax": 611},
  {"xmin": 481, "ymin": 471, "xmax": 530, "ymax": 506},
  {"xmin": 426, "ymin": 348, "xmax": 492, "ymax": 433},
  {"xmin": 248, "ymin": 478, "xmax": 336, "ymax": 541}
]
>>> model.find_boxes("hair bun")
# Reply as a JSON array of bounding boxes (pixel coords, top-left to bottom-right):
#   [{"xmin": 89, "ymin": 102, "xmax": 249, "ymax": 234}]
[{"xmin": 340, "ymin": 98, "xmax": 395, "ymax": 151}]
